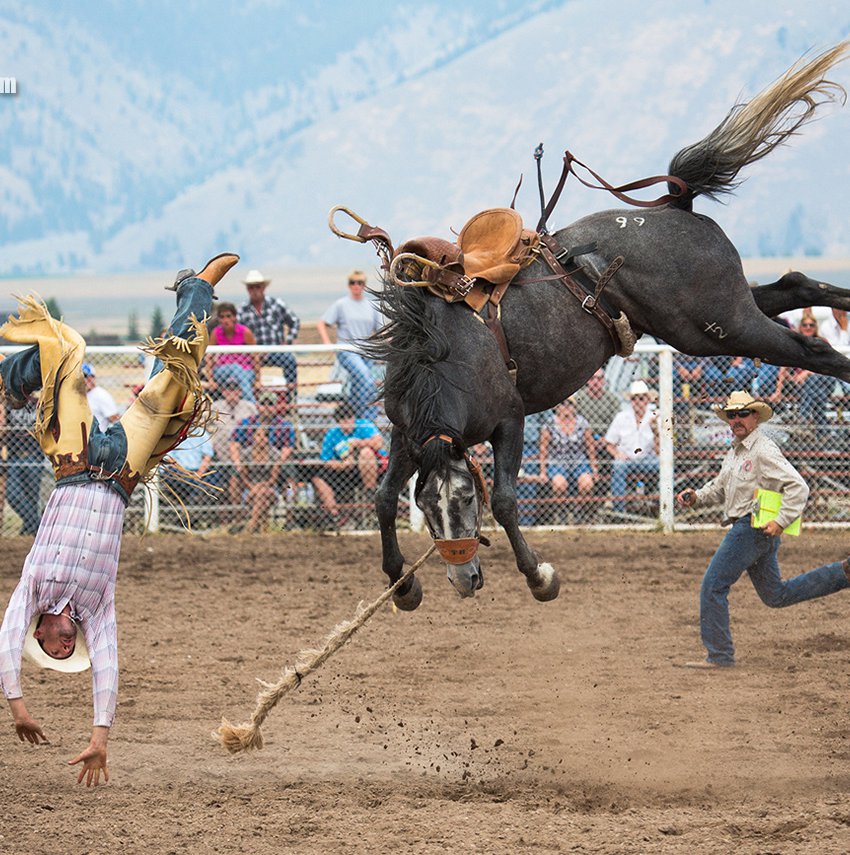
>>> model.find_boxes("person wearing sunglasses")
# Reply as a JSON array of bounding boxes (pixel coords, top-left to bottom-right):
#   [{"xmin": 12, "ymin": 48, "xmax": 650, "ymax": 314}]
[
  {"xmin": 317, "ymin": 269, "xmax": 384, "ymax": 420},
  {"xmin": 770, "ymin": 313, "xmax": 835, "ymax": 429},
  {"xmin": 676, "ymin": 390, "xmax": 850, "ymax": 669}
]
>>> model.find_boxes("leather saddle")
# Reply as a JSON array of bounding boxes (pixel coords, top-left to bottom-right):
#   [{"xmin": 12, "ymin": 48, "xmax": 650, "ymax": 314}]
[{"xmin": 393, "ymin": 208, "xmax": 540, "ymax": 312}]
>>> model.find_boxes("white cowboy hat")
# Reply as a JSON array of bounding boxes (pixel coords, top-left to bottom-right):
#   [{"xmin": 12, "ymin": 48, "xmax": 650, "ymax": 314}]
[
  {"xmin": 241, "ymin": 269, "xmax": 271, "ymax": 286},
  {"xmin": 713, "ymin": 390, "xmax": 774, "ymax": 424},
  {"xmin": 22, "ymin": 615, "xmax": 91, "ymax": 673},
  {"xmin": 627, "ymin": 380, "xmax": 652, "ymax": 398}
]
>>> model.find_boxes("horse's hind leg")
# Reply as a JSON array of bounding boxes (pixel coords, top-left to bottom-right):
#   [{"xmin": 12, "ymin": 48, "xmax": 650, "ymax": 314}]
[
  {"xmin": 376, "ymin": 427, "xmax": 421, "ymax": 610},
  {"xmin": 490, "ymin": 419, "xmax": 560, "ymax": 602},
  {"xmin": 751, "ymin": 271, "xmax": 850, "ymax": 318}
]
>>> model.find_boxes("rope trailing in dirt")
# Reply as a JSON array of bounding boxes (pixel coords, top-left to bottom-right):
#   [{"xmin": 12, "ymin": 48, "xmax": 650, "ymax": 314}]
[{"xmin": 213, "ymin": 544, "xmax": 436, "ymax": 754}]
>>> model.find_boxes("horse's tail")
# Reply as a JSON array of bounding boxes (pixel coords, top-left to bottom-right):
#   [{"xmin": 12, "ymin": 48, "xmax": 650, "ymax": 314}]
[{"xmin": 667, "ymin": 41, "xmax": 849, "ymax": 209}]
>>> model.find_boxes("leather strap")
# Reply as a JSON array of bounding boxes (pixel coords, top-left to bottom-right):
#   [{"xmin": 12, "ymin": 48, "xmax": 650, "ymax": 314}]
[{"xmin": 538, "ymin": 235, "xmax": 620, "ymax": 350}]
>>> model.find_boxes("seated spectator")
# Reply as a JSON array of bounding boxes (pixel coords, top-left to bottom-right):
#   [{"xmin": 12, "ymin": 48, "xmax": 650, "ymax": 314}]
[
  {"xmin": 703, "ymin": 355, "xmax": 759, "ymax": 401},
  {"xmin": 2, "ymin": 396, "xmax": 43, "ymax": 535},
  {"xmin": 210, "ymin": 378, "xmax": 258, "ymax": 518},
  {"xmin": 208, "ymin": 301, "xmax": 260, "ymax": 402},
  {"xmin": 771, "ymin": 312, "xmax": 835, "ymax": 427},
  {"xmin": 312, "ymin": 401, "xmax": 387, "ymax": 526},
  {"xmin": 230, "ymin": 390, "xmax": 296, "ymax": 533},
  {"xmin": 517, "ymin": 411, "xmax": 550, "ymax": 526},
  {"xmin": 82, "ymin": 363, "xmax": 119, "ymax": 431},
  {"xmin": 573, "ymin": 369, "xmax": 621, "ymax": 446},
  {"xmin": 540, "ymin": 398, "xmax": 597, "ymax": 522},
  {"xmin": 604, "ymin": 380, "xmax": 659, "ymax": 514},
  {"xmin": 161, "ymin": 429, "xmax": 215, "ymax": 514},
  {"xmin": 673, "ymin": 354, "xmax": 704, "ymax": 409}
]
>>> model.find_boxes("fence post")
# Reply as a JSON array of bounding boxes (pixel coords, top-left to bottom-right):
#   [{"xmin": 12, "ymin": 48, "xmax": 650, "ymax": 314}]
[
  {"xmin": 658, "ymin": 347, "xmax": 675, "ymax": 533},
  {"xmin": 145, "ymin": 471, "xmax": 160, "ymax": 533},
  {"xmin": 408, "ymin": 477, "xmax": 425, "ymax": 532}
]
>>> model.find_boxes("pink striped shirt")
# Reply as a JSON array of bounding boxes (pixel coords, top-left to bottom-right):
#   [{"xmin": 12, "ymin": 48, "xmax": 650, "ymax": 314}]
[{"xmin": 0, "ymin": 482, "xmax": 125, "ymax": 727}]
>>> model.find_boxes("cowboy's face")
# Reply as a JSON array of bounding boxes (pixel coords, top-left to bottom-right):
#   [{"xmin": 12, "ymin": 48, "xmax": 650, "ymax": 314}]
[
  {"xmin": 34, "ymin": 614, "xmax": 77, "ymax": 660},
  {"xmin": 246, "ymin": 282, "xmax": 266, "ymax": 303},
  {"xmin": 726, "ymin": 409, "xmax": 760, "ymax": 439},
  {"xmin": 630, "ymin": 393, "xmax": 649, "ymax": 415}
]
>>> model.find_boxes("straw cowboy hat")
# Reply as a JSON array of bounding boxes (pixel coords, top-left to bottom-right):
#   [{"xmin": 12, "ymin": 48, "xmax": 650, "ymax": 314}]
[
  {"xmin": 22, "ymin": 615, "xmax": 91, "ymax": 673},
  {"xmin": 713, "ymin": 390, "xmax": 774, "ymax": 424},
  {"xmin": 241, "ymin": 269, "xmax": 271, "ymax": 286}
]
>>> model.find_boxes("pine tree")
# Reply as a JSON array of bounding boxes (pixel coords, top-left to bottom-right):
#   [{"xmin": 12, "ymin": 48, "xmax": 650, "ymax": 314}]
[
  {"xmin": 44, "ymin": 297, "xmax": 62, "ymax": 319},
  {"xmin": 150, "ymin": 306, "xmax": 165, "ymax": 339},
  {"xmin": 127, "ymin": 310, "xmax": 140, "ymax": 342}
]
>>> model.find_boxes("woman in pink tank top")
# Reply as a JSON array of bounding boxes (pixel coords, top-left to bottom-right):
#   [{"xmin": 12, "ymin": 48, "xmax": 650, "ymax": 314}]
[{"xmin": 208, "ymin": 302, "xmax": 259, "ymax": 402}]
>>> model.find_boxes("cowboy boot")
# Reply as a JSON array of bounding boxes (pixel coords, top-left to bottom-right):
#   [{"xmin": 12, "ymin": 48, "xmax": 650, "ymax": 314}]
[{"xmin": 165, "ymin": 252, "xmax": 240, "ymax": 291}]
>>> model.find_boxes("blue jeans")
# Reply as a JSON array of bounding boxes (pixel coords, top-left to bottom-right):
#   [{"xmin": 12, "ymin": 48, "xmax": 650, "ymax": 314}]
[
  {"xmin": 213, "ymin": 363, "xmax": 256, "ymax": 402},
  {"xmin": 700, "ymin": 517, "xmax": 849, "ymax": 665},
  {"xmin": 610, "ymin": 458, "xmax": 658, "ymax": 513},
  {"xmin": 6, "ymin": 457, "xmax": 42, "ymax": 534},
  {"xmin": 338, "ymin": 350, "xmax": 379, "ymax": 420}
]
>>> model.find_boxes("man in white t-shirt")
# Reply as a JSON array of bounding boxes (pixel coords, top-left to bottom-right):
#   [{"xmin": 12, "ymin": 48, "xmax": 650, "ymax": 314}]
[
  {"xmin": 83, "ymin": 363, "xmax": 119, "ymax": 432},
  {"xmin": 316, "ymin": 269, "xmax": 384, "ymax": 420},
  {"xmin": 604, "ymin": 380, "xmax": 659, "ymax": 513}
]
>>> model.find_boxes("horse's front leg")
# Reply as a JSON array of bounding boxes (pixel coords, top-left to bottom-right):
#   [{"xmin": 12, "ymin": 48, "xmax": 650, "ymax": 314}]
[
  {"xmin": 490, "ymin": 420, "xmax": 560, "ymax": 602},
  {"xmin": 375, "ymin": 427, "xmax": 421, "ymax": 610},
  {"xmin": 752, "ymin": 271, "xmax": 850, "ymax": 317}
]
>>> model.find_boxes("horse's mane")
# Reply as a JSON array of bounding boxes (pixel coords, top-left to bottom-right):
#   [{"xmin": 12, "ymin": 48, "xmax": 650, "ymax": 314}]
[{"xmin": 363, "ymin": 280, "xmax": 462, "ymax": 446}]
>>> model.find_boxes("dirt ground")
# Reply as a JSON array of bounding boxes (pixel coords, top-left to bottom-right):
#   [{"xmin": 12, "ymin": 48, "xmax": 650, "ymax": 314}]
[{"xmin": 3, "ymin": 528, "xmax": 850, "ymax": 854}]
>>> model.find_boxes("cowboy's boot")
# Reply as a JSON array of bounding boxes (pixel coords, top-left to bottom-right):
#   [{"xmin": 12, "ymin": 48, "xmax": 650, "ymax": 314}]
[{"xmin": 166, "ymin": 252, "xmax": 240, "ymax": 291}]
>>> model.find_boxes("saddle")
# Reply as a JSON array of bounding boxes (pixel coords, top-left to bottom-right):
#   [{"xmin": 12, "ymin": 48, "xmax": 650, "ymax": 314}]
[{"xmin": 393, "ymin": 208, "xmax": 540, "ymax": 312}]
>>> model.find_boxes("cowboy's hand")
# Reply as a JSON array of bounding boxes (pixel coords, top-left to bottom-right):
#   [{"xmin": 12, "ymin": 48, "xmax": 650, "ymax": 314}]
[
  {"xmin": 14, "ymin": 713, "xmax": 48, "ymax": 745},
  {"xmin": 761, "ymin": 520, "xmax": 783, "ymax": 537},
  {"xmin": 677, "ymin": 489, "xmax": 697, "ymax": 507},
  {"xmin": 69, "ymin": 742, "xmax": 109, "ymax": 787}
]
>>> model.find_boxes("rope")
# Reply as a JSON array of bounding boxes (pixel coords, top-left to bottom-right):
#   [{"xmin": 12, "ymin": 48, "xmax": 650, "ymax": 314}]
[{"xmin": 213, "ymin": 544, "xmax": 436, "ymax": 754}]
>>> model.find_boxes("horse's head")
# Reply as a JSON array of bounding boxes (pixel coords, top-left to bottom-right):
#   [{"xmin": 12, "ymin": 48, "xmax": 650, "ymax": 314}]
[{"xmin": 415, "ymin": 434, "xmax": 489, "ymax": 598}]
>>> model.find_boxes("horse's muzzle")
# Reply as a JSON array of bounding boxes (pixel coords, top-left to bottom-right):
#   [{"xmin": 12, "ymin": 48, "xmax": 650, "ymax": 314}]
[
  {"xmin": 434, "ymin": 537, "xmax": 479, "ymax": 565},
  {"xmin": 446, "ymin": 556, "xmax": 483, "ymax": 598}
]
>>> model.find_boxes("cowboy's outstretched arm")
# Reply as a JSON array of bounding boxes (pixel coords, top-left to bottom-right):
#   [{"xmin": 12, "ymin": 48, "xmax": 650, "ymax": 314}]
[
  {"xmin": 69, "ymin": 725, "xmax": 109, "ymax": 786},
  {"xmin": 9, "ymin": 697, "xmax": 47, "ymax": 744}
]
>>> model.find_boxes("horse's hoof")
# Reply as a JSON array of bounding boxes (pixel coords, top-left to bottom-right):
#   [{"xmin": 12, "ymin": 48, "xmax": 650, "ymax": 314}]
[
  {"xmin": 392, "ymin": 575, "xmax": 423, "ymax": 611},
  {"xmin": 527, "ymin": 562, "xmax": 560, "ymax": 602}
]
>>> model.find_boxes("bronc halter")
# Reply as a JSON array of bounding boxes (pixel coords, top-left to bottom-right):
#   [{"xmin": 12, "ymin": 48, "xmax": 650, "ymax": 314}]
[{"xmin": 420, "ymin": 434, "xmax": 490, "ymax": 565}]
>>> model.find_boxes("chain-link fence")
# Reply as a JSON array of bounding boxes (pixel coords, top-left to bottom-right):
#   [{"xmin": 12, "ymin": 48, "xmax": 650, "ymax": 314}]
[{"xmin": 2, "ymin": 342, "xmax": 848, "ymax": 535}]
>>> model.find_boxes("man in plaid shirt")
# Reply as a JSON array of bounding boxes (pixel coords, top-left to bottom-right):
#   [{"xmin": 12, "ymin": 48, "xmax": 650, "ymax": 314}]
[
  {"xmin": 237, "ymin": 269, "xmax": 300, "ymax": 394},
  {"xmin": 0, "ymin": 252, "xmax": 238, "ymax": 785}
]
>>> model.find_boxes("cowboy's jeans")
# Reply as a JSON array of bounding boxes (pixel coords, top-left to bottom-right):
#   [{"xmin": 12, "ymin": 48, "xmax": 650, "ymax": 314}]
[
  {"xmin": 610, "ymin": 458, "xmax": 658, "ymax": 513},
  {"xmin": 700, "ymin": 516, "xmax": 849, "ymax": 664},
  {"xmin": 338, "ymin": 350, "xmax": 378, "ymax": 420}
]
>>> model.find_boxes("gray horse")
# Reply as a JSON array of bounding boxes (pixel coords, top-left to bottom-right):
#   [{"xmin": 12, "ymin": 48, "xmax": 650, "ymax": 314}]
[{"xmin": 365, "ymin": 42, "xmax": 850, "ymax": 609}]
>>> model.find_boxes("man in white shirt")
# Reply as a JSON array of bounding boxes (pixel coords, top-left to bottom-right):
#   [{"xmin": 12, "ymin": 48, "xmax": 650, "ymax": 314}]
[
  {"xmin": 83, "ymin": 363, "xmax": 119, "ymax": 431},
  {"xmin": 604, "ymin": 380, "xmax": 659, "ymax": 513}
]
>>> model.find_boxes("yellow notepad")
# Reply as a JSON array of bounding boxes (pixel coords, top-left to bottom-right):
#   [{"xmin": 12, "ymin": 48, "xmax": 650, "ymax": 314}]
[{"xmin": 751, "ymin": 488, "xmax": 802, "ymax": 536}]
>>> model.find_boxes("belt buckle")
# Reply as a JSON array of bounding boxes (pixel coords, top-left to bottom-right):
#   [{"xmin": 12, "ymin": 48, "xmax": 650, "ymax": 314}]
[{"xmin": 453, "ymin": 275, "xmax": 475, "ymax": 298}]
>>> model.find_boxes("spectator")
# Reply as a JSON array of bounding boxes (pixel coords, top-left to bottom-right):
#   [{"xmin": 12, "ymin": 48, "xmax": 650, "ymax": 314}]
[
  {"xmin": 821, "ymin": 308, "xmax": 850, "ymax": 349},
  {"xmin": 672, "ymin": 354, "xmax": 705, "ymax": 408},
  {"xmin": 82, "ymin": 363, "xmax": 119, "ymax": 431},
  {"xmin": 161, "ymin": 429, "xmax": 214, "ymax": 514},
  {"xmin": 208, "ymin": 302, "xmax": 260, "ymax": 402},
  {"xmin": 1, "ymin": 397, "xmax": 43, "ymax": 535},
  {"xmin": 210, "ymin": 378, "xmax": 258, "ymax": 515},
  {"xmin": 230, "ymin": 390, "xmax": 296, "ymax": 533},
  {"xmin": 771, "ymin": 312, "xmax": 834, "ymax": 427},
  {"xmin": 316, "ymin": 269, "xmax": 384, "ymax": 420},
  {"xmin": 517, "ymin": 410, "xmax": 550, "ymax": 526},
  {"xmin": 573, "ymin": 368, "xmax": 622, "ymax": 444},
  {"xmin": 236, "ymin": 269, "xmax": 300, "ymax": 396},
  {"xmin": 540, "ymin": 398, "xmax": 597, "ymax": 522},
  {"xmin": 311, "ymin": 401, "xmax": 386, "ymax": 526},
  {"xmin": 604, "ymin": 380, "xmax": 659, "ymax": 514}
]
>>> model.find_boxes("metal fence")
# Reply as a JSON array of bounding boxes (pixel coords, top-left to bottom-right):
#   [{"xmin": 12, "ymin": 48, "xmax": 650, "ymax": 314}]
[{"xmin": 1, "ymin": 342, "xmax": 849, "ymax": 536}]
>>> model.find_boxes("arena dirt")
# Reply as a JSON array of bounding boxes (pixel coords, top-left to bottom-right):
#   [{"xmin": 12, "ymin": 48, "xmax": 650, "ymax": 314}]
[{"xmin": 3, "ymin": 529, "xmax": 850, "ymax": 854}]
